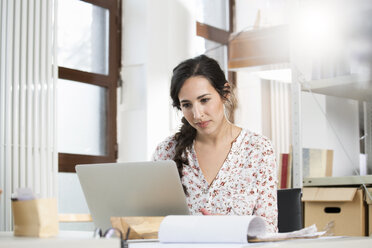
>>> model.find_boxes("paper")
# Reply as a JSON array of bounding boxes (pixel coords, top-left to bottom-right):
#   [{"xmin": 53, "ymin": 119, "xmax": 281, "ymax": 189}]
[
  {"xmin": 158, "ymin": 215, "xmax": 325, "ymax": 244},
  {"xmin": 253, "ymin": 224, "xmax": 326, "ymax": 242},
  {"xmin": 158, "ymin": 215, "xmax": 265, "ymax": 244},
  {"xmin": 12, "ymin": 187, "xmax": 36, "ymax": 201}
]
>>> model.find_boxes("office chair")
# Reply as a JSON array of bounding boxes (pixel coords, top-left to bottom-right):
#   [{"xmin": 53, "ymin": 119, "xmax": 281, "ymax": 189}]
[{"xmin": 277, "ymin": 188, "xmax": 303, "ymax": 232}]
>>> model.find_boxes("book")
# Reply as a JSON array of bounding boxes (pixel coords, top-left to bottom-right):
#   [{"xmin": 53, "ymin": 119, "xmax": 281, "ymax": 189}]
[
  {"xmin": 158, "ymin": 215, "xmax": 325, "ymax": 244},
  {"xmin": 302, "ymin": 148, "xmax": 333, "ymax": 178},
  {"xmin": 278, "ymin": 153, "xmax": 292, "ymax": 189},
  {"xmin": 282, "ymin": 147, "xmax": 333, "ymax": 187}
]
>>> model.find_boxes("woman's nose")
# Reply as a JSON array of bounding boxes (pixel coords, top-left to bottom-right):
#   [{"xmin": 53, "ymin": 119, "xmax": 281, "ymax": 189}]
[{"xmin": 192, "ymin": 105, "xmax": 203, "ymax": 119}]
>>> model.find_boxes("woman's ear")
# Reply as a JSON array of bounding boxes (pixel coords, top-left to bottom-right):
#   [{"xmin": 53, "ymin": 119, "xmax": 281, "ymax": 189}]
[{"xmin": 223, "ymin": 82, "xmax": 231, "ymax": 100}]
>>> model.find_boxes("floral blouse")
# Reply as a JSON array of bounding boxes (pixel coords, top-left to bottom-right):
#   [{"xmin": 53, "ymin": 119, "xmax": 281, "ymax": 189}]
[{"xmin": 152, "ymin": 129, "xmax": 278, "ymax": 233}]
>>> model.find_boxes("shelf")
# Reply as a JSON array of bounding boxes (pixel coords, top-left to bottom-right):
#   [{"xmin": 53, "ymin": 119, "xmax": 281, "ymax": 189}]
[
  {"xmin": 302, "ymin": 73, "xmax": 372, "ymax": 102},
  {"xmin": 303, "ymin": 175, "xmax": 372, "ymax": 187},
  {"xmin": 228, "ymin": 25, "xmax": 289, "ymax": 69}
]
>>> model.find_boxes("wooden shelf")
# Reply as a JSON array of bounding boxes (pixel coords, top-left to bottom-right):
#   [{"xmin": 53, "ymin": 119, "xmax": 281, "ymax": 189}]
[{"xmin": 228, "ymin": 25, "xmax": 290, "ymax": 69}]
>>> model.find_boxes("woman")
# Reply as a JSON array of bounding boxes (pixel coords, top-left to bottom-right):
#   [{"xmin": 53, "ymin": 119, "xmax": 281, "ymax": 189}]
[{"xmin": 152, "ymin": 55, "xmax": 278, "ymax": 233}]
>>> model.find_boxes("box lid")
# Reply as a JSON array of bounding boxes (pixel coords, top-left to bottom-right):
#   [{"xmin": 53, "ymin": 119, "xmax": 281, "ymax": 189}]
[{"xmin": 302, "ymin": 187, "xmax": 357, "ymax": 202}]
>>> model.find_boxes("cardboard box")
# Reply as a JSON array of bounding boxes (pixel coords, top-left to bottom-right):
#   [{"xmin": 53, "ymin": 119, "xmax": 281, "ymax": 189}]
[
  {"xmin": 12, "ymin": 198, "xmax": 59, "ymax": 237},
  {"xmin": 366, "ymin": 188, "xmax": 372, "ymax": 236},
  {"xmin": 111, "ymin": 216, "xmax": 165, "ymax": 239},
  {"xmin": 302, "ymin": 187, "xmax": 365, "ymax": 236}
]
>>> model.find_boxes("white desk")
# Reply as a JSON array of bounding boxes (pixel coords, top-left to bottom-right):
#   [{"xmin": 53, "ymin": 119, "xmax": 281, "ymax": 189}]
[
  {"xmin": 1, "ymin": 232, "xmax": 372, "ymax": 248},
  {"xmin": 0, "ymin": 231, "xmax": 120, "ymax": 248},
  {"xmin": 128, "ymin": 237, "xmax": 372, "ymax": 248}
]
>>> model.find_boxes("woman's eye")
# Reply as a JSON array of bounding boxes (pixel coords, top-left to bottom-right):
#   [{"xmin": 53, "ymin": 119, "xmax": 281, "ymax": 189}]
[
  {"xmin": 182, "ymin": 103, "xmax": 191, "ymax": 108},
  {"xmin": 201, "ymin": 98, "xmax": 210, "ymax": 103}
]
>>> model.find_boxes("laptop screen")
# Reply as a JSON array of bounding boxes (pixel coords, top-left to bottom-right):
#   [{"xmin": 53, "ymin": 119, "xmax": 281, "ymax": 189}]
[{"xmin": 76, "ymin": 160, "xmax": 190, "ymax": 230}]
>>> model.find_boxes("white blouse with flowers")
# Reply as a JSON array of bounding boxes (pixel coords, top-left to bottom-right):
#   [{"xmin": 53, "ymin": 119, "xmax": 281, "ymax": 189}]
[{"xmin": 152, "ymin": 129, "xmax": 278, "ymax": 233}]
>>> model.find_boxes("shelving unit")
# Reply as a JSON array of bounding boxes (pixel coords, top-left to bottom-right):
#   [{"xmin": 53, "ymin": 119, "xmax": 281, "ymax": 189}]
[
  {"xmin": 293, "ymin": 72, "xmax": 372, "ymax": 186},
  {"xmin": 303, "ymin": 73, "xmax": 372, "ymax": 102},
  {"xmin": 289, "ymin": 0, "xmax": 372, "ymax": 187},
  {"xmin": 303, "ymin": 175, "xmax": 372, "ymax": 187},
  {"xmin": 292, "ymin": 72, "xmax": 372, "ymax": 187},
  {"xmin": 228, "ymin": 4, "xmax": 372, "ymax": 188}
]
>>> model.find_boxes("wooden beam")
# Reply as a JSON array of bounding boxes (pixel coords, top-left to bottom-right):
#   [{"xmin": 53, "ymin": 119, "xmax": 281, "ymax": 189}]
[
  {"xmin": 228, "ymin": 25, "xmax": 290, "ymax": 69},
  {"xmin": 196, "ymin": 22, "xmax": 230, "ymax": 44}
]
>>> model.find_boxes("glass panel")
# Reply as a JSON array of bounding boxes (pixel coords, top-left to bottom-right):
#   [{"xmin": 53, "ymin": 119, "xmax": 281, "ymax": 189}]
[
  {"xmin": 57, "ymin": 0, "xmax": 109, "ymax": 75},
  {"xmin": 58, "ymin": 79, "xmax": 106, "ymax": 155},
  {"xmin": 196, "ymin": 0, "xmax": 229, "ymax": 31},
  {"xmin": 196, "ymin": 37, "xmax": 228, "ymax": 74}
]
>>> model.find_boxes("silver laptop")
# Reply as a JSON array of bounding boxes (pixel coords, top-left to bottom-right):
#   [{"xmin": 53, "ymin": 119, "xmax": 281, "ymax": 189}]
[{"xmin": 76, "ymin": 161, "xmax": 190, "ymax": 230}]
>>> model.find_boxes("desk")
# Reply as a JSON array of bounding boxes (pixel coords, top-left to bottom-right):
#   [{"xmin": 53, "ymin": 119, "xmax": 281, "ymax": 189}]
[
  {"xmin": 1, "ymin": 232, "xmax": 372, "ymax": 248},
  {"xmin": 0, "ymin": 231, "xmax": 119, "ymax": 248},
  {"xmin": 128, "ymin": 237, "xmax": 372, "ymax": 248}
]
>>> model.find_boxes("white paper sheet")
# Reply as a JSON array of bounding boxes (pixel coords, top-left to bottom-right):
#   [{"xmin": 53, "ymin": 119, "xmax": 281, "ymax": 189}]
[{"xmin": 158, "ymin": 215, "xmax": 266, "ymax": 244}]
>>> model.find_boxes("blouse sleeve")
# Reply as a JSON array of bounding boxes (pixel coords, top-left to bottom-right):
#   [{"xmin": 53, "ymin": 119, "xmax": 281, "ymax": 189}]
[
  {"xmin": 253, "ymin": 138, "xmax": 278, "ymax": 233},
  {"xmin": 152, "ymin": 136, "xmax": 176, "ymax": 161}
]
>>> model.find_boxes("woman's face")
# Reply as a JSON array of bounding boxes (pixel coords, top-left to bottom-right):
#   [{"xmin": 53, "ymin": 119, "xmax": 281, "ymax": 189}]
[{"xmin": 178, "ymin": 76, "xmax": 226, "ymax": 135}]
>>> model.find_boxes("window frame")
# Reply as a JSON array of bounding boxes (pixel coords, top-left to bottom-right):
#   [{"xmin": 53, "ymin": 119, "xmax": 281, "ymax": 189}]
[{"xmin": 58, "ymin": 0, "xmax": 121, "ymax": 172}]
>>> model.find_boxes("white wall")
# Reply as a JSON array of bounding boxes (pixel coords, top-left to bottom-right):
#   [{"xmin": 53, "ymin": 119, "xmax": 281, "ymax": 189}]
[
  {"xmin": 234, "ymin": 72, "xmax": 263, "ymax": 134},
  {"xmin": 118, "ymin": 0, "xmax": 196, "ymax": 162},
  {"xmin": 302, "ymin": 92, "xmax": 360, "ymax": 176},
  {"xmin": 326, "ymin": 96, "xmax": 360, "ymax": 176},
  {"xmin": 301, "ymin": 93, "xmax": 328, "ymax": 149}
]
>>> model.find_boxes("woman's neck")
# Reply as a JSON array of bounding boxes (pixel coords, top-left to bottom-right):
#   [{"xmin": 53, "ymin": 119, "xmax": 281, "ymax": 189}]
[{"xmin": 196, "ymin": 118, "xmax": 238, "ymax": 146}]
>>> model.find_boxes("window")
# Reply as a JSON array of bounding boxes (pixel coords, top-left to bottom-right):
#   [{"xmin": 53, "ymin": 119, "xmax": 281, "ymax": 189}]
[
  {"xmin": 196, "ymin": 0, "xmax": 236, "ymax": 121},
  {"xmin": 57, "ymin": 0, "xmax": 121, "ymax": 172}
]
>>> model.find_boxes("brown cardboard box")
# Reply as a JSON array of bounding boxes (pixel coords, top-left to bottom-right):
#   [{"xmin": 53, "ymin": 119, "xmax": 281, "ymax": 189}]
[
  {"xmin": 111, "ymin": 216, "xmax": 165, "ymax": 239},
  {"xmin": 12, "ymin": 198, "xmax": 59, "ymax": 237},
  {"xmin": 302, "ymin": 187, "xmax": 365, "ymax": 236},
  {"xmin": 366, "ymin": 188, "xmax": 372, "ymax": 236}
]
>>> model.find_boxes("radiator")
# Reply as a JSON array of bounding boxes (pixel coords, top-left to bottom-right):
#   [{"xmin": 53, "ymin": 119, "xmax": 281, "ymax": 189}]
[{"xmin": 0, "ymin": 0, "xmax": 57, "ymax": 231}]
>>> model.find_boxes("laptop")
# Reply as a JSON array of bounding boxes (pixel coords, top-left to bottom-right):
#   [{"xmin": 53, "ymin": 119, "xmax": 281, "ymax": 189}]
[{"xmin": 76, "ymin": 160, "xmax": 190, "ymax": 230}]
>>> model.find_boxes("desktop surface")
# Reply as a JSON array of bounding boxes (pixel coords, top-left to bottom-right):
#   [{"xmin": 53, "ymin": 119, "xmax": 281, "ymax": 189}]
[
  {"xmin": 1, "ymin": 232, "xmax": 372, "ymax": 248},
  {"xmin": 129, "ymin": 236, "xmax": 372, "ymax": 248},
  {"xmin": 0, "ymin": 231, "xmax": 119, "ymax": 248}
]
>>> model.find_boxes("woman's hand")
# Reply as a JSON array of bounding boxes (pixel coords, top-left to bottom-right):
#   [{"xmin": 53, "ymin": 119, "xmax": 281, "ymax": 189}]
[{"xmin": 200, "ymin": 208, "xmax": 222, "ymax": 215}]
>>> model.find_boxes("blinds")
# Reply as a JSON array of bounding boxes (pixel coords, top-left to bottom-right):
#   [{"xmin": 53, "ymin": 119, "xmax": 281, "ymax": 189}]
[{"xmin": 0, "ymin": 0, "xmax": 57, "ymax": 231}]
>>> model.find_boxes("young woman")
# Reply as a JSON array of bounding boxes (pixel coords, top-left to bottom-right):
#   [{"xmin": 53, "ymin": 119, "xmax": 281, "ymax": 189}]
[{"xmin": 152, "ymin": 55, "xmax": 278, "ymax": 233}]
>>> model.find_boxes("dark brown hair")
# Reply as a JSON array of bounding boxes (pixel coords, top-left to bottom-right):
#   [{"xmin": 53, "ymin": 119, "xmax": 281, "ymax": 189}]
[{"xmin": 170, "ymin": 55, "xmax": 232, "ymax": 193}]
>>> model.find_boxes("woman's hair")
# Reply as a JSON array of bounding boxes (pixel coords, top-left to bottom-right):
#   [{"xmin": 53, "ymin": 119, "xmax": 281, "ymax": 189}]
[{"xmin": 170, "ymin": 55, "xmax": 235, "ymax": 193}]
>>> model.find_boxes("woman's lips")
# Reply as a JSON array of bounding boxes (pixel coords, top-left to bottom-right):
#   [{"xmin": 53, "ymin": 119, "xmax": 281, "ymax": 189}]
[{"xmin": 196, "ymin": 121, "xmax": 210, "ymax": 128}]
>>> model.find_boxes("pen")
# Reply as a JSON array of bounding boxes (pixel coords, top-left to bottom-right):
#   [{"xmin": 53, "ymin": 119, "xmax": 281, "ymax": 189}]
[{"xmin": 122, "ymin": 228, "xmax": 131, "ymax": 248}]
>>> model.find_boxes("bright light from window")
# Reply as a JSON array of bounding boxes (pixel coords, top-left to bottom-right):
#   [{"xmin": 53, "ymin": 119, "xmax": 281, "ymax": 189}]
[{"xmin": 293, "ymin": 1, "xmax": 344, "ymax": 56}]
